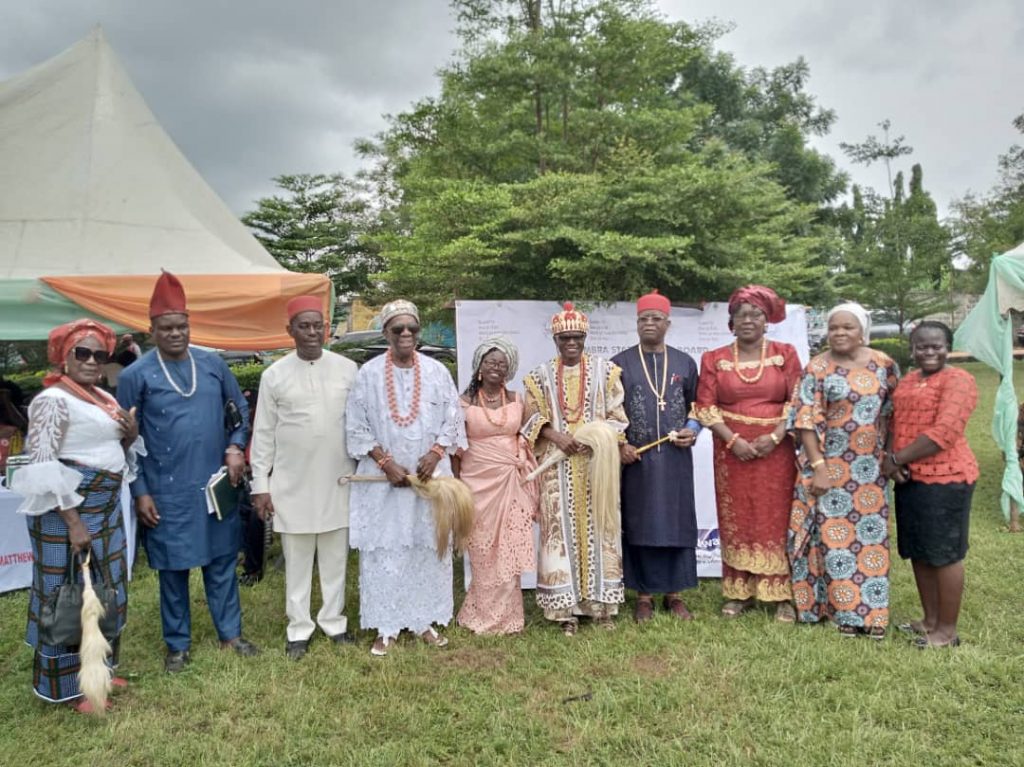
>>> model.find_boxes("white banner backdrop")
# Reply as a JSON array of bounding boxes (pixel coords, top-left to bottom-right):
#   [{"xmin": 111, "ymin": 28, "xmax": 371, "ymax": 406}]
[
  {"xmin": 0, "ymin": 488, "xmax": 33, "ymax": 593},
  {"xmin": 455, "ymin": 300, "xmax": 809, "ymax": 580}
]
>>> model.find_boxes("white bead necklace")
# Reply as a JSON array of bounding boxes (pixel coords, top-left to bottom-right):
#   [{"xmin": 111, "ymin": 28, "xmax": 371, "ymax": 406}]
[{"xmin": 157, "ymin": 349, "xmax": 197, "ymax": 398}]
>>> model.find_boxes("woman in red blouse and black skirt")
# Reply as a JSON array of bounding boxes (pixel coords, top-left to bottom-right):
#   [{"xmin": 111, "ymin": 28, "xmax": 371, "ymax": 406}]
[{"xmin": 884, "ymin": 321, "xmax": 978, "ymax": 649}]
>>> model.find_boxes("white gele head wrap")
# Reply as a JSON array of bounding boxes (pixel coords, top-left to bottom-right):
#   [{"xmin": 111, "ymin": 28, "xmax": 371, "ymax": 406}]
[
  {"xmin": 827, "ymin": 302, "xmax": 871, "ymax": 339},
  {"xmin": 472, "ymin": 336, "xmax": 520, "ymax": 382}
]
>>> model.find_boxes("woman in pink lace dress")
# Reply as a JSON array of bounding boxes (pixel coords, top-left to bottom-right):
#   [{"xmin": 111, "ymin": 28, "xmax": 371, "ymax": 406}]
[{"xmin": 454, "ymin": 338, "xmax": 539, "ymax": 634}]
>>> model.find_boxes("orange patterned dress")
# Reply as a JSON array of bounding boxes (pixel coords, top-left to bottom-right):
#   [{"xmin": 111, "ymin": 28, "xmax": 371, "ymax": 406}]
[
  {"xmin": 694, "ymin": 340, "xmax": 803, "ymax": 602},
  {"xmin": 788, "ymin": 349, "xmax": 899, "ymax": 630}
]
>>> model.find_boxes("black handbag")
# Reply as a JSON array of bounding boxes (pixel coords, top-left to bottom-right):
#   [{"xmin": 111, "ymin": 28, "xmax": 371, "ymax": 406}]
[{"xmin": 37, "ymin": 550, "xmax": 119, "ymax": 647}]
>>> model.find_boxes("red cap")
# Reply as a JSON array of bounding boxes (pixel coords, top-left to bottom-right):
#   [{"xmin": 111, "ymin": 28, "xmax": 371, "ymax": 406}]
[
  {"xmin": 636, "ymin": 290, "xmax": 670, "ymax": 316},
  {"xmin": 149, "ymin": 270, "xmax": 188, "ymax": 318},
  {"xmin": 286, "ymin": 295, "xmax": 323, "ymax": 321}
]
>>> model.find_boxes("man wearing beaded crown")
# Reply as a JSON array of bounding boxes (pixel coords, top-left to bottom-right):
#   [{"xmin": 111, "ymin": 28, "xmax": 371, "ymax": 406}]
[
  {"xmin": 250, "ymin": 296, "xmax": 358, "ymax": 660},
  {"xmin": 612, "ymin": 291, "xmax": 702, "ymax": 623},
  {"xmin": 522, "ymin": 302, "xmax": 629, "ymax": 636},
  {"xmin": 345, "ymin": 299, "xmax": 467, "ymax": 656},
  {"xmin": 117, "ymin": 271, "xmax": 260, "ymax": 672}
]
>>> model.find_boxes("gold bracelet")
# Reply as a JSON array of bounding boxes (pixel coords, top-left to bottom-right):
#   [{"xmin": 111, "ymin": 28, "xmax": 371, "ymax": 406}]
[
  {"xmin": 769, "ymin": 432, "xmax": 781, "ymax": 446},
  {"xmin": 810, "ymin": 458, "xmax": 825, "ymax": 469}
]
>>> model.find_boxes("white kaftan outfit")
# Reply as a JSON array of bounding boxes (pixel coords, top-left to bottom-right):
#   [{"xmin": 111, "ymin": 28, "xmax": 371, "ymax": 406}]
[
  {"xmin": 345, "ymin": 353, "xmax": 467, "ymax": 639},
  {"xmin": 250, "ymin": 351, "xmax": 358, "ymax": 641}
]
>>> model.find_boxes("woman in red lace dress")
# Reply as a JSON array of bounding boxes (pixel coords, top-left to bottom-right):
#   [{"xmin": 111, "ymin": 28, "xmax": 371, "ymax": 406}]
[{"xmin": 694, "ymin": 286, "xmax": 802, "ymax": 621}]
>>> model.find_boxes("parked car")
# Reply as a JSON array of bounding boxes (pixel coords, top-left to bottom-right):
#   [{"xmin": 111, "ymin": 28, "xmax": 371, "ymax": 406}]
[
  {"xmin": 193, "ymin": 345, "xmax": 270, "ymax": 366},
  {"xmin": 869, "ymin": 311, "xmax": 916, "ymax": 341},
  {"xmin": 331, "ymin": 330, "xmax": 456, "ymax": 364}
]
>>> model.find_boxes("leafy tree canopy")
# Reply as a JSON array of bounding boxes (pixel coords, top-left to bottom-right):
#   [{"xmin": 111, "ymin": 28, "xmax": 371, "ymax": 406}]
[
  {"xmin": 242, "ymin": 173, "xmax": 383, "ymax": 297},
  {"xmin": 359, "ymin": 0, "xmax": 843, "ymax": 310}
]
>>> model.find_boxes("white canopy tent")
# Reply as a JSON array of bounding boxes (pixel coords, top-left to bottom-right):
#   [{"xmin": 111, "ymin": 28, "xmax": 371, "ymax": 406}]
[{"xmin": 0, "ymin": 28, "xmax": 329, "ymax": 348}]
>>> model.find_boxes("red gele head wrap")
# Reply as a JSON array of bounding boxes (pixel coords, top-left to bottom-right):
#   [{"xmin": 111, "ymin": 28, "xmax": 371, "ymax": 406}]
[
  {"xmin": 551, "ymin": 301, "xmax": 589, "ymax": 335},
  {"xmin": 636, "ymin": 289, "xmax": 670, "ymax": 316},
  {"xmin": 149, "ymin": 270, "xmax": 188, "ymax": 318},
  {"xmin": 44, "ymin": 319, "xmax": 117, "ymax": 386},
  {"xmin": 286, "ymin": 295, "xmax": 324, "ymax": 321},
  {"xmin": 727, "ymin": 285, "xmax": 786, "ymax": 324}
]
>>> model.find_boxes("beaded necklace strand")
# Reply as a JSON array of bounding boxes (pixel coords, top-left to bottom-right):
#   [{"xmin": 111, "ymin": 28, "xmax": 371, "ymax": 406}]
[
  {"xmin": 385, "ymin": 349, "xmax": 421, "ymax": 427},
  {"xmin": 478, "ymin": 387, "xmax": 508, "ymax": 428},
  {"xmin": 556, "ymin": 355, "xmax": 587, "ymax": 424},
  {"xmin": 732, "ymin": 337, "xmax": 768, "ymax": 384},
  {"xmin": 157, "ymin": 350, "xmax": 197, "ymax": 398}
]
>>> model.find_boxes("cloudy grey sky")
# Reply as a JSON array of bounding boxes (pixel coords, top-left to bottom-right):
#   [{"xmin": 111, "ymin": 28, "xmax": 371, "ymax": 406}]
[{"xmin": 2, "ymin": 0, "xmax": 1021, "ymax": 216}]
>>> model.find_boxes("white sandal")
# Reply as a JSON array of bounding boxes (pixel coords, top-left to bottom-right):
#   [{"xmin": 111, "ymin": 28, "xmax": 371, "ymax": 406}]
[
  {"xmin": 421, "ymin": 627, "xmax": 449, "ymax": 648},
  {"xmin": 370, "ymin": 635, "xmax": 394, "ymax": 657}
]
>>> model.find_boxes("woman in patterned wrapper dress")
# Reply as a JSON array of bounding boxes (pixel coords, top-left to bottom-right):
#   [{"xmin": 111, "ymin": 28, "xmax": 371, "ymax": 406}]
[
  {"xmin": 693, "ymin": 286, "xmax": 803, "ymax": 622},
  {"xmin": 13, "ymin": 319, "xmax": 145, "ymax": 712},
  {"xmin": 453, "ymin": 338, "xmax": 539, "ymax": 635},
  {"xmin": 788, "ymin": 302, "xmax": 900, "ymax": 639}
]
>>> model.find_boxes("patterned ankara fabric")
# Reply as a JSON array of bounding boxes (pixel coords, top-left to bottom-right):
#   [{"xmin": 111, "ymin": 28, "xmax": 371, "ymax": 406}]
[
  {"xmin": 456, "ymin": 396, "xmax": 538, "ymax": 634},
  {"xmin": 890, "ymin": 366, "xmax": 979, "ymax": 484},
  {"xmin": 25, "ymin": 465, "xmax": 127, "ymax": 702},
  {"xmin": 521, "ymin": 354, "xmax": 627, "ymax": 621},
  {"xmin": 694, "ymin": 341, "xmax": 803, "ymax": 602},
  {"xmin": 788, "ymin": 349, "xmax": 900, "ymax": 630}
]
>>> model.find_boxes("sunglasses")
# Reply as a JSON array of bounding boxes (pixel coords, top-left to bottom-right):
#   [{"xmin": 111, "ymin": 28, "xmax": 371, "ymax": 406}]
[
  {"xmin": 72, "ymin": 346, "xmax": 111, "ymax": 364},
  {"xmin": 388, "ymin": 323, "xmax": 421, "ymax": 336}
]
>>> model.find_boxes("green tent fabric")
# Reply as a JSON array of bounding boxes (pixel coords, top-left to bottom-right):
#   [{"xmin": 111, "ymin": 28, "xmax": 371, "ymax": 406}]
[
  {"xmin": 953, "ymin": 244, "xmax": 1024, "ymax": 521},
  {"xmin": 0, "ymin": 279, "xmax": 130, "ymax": 339}
]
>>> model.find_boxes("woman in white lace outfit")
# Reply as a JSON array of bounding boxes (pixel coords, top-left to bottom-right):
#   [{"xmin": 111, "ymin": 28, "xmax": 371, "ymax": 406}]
[{"xmin": 13, "ymin": 319, "xmax": 144, "ymax": 713}]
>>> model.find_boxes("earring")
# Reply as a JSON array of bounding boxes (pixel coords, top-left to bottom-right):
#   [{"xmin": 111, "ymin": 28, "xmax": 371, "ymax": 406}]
[{"xmin": 477, "ymin": 373, "xmax": 483, "ymax": 381}]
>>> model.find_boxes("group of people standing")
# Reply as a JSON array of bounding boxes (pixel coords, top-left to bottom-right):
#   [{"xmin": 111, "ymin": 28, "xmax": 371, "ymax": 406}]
[{"xmin": 14, "ymin": 274, "xmax": 978, "ymax": 712}]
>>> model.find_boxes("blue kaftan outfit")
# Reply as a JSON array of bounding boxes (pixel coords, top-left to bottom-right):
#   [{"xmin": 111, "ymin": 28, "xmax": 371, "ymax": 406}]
[
  {"xmin": 117, "ymin": 348, "xmax": 249, "ymax": 651},
  {"xmin": 611, "ymin": 345, "xmax": 701, "ymax": 593}
]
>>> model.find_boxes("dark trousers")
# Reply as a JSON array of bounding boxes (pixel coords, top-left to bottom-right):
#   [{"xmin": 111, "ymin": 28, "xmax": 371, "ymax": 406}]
[
  {"xmin": 158, "ymin": 552, "xmax": 243, "ymax": 651},
  {"xmin": 238, "ymin": 489, "xmax": 265, "ymax": 576}
]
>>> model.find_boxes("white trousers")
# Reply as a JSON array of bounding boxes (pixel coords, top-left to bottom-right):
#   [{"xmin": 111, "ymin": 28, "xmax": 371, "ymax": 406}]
[{"xmin": 280, "ymin": 527, "xmax": 349, "ymax": 642}]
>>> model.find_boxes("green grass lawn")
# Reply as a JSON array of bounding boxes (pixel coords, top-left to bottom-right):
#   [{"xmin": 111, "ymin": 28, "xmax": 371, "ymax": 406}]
[{"xmin": 2, "ymin": 361, "xmax": 1023, "ymax": 767}]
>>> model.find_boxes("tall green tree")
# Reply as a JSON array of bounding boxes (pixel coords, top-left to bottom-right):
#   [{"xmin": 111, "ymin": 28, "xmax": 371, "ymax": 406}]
[
  {"xmin": 949, "ymin": 112, "xmax": 1024, "ymax": 292},
  {"xmin": 358, "ymin": 0, "xmax": 843, "ymax": 311},
  {"xmin": 836, "ymin": 122, "xmax": 950, "ymax": 334},
  {"xmin": 242, "ymin": 174, "xmax": 383, "ymax": 296}
]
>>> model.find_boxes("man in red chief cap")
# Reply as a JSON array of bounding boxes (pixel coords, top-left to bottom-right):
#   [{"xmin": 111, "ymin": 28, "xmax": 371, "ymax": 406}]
[
  {"xmin": 117, "ymin": 271, "xmax": 260, "ymax": 672},
  {"xmin": 612, "ymin": 290, "xmax": 702, "ymax": 623},
  {"xmin": 249, "ymin": 296, "xmax": 359, "ymax": 660}
]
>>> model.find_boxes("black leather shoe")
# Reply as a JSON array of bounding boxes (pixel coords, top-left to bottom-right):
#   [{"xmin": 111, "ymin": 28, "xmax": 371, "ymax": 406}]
[
  {"xmin": 164, "ymin": 650, "xmax": 191, "ymax": 673},
  {"xmin": 238, "ymin": 571, "xmax": 263, "ymax": 587},
  {"xmin": 221, "ymin": 636, "xmax": 261, "ymax": 657},
  {"xmin": 329, "ymin": 632, "xmax": 356, "ymax": 645},
  {"xmin": 285, "ymin": 640, "xmax": 309, "ymax": 660}
]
